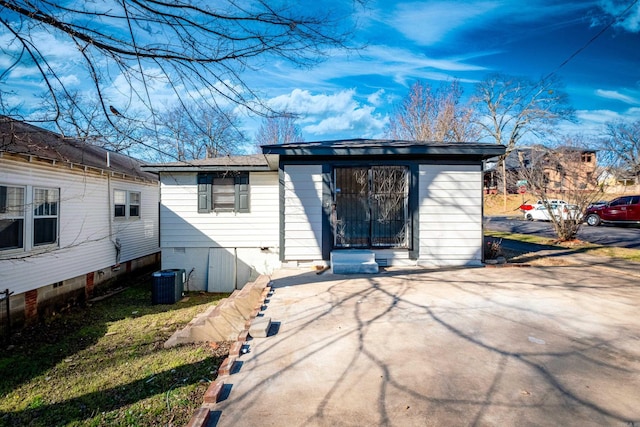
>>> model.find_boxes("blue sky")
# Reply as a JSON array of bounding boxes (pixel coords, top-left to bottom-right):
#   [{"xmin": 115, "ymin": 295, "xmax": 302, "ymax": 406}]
[
  {"xmin": 1, "ymin": 0, "xmax": 639, "ymax": 147},
  {"xmin": 246, "ymin": 0, "xmax": 640, "ymax": 143}
]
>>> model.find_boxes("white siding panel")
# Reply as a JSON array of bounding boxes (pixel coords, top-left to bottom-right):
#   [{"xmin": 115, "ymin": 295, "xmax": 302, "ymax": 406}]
[
  {"xmin": 157, "ymin": 171, "xmax": 280, "ymax": 291},
  {"xmin": 425, "ymin": 180, "xmax": 482, "ymax": 192},
  {"xmin": 419, "ymin": 210, "xmax": 482, "ymax": 223},
  {"xmin": 283, "ymin": 165, "xmax": 323, "ymax": 261},
  {"xmin": 112, "ymin": 178, "xmax": 159, "ymax": 262},
  {"xmin": 0, "ymin": 158, "xmax": 159, "ymax": 295},
  {"xmin": 418, "ymin": 164, "xmax": 483, "ymax": 267},
  {"xmin": 208, "ymin": 247, "xmax": 236, "ymax": 292},
  {"xmin": 420, "ymin": 228, "xmax": 481, "ymax": 240},
  {"xmin": 159, "ymin": 172, "xmax": 279, "ymax": 249}
]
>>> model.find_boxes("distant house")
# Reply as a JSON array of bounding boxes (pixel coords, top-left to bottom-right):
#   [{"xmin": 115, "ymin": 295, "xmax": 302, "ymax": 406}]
[
  {"xmin": 143, "ymin": 140, "xmax": 504, "ymax": 292},
  {"xmin": 484, "ymin": 145, "xmax": 597, "ymax": 194},
  {"xmin": 0, "ymin": 118, "xmax": 160, "ymax": 325}
]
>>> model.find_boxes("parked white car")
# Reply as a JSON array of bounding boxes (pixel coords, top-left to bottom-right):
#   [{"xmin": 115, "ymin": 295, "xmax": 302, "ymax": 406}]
[{"xmin": 520, "ymin": 200, "xmax": 581, "ymax": 221}]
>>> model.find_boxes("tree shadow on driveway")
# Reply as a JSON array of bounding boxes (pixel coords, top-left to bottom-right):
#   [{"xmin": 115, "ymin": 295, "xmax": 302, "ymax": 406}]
[{"xmin": 213, "ymin": 266, "xmax": 640, "ymax": 426}]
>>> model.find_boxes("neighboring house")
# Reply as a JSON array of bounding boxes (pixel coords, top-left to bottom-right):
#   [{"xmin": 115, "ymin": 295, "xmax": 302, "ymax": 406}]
[
  {"xmin": 484, "ymin": 145, "xmax": 597, "ymax": 194},
  {"xmin": 143, "ymin": 140, "xmax": 504, "ymax": 292},
  {"xmin": 0, "ymin": 118, "xmax": 160, "ymax": 325}
]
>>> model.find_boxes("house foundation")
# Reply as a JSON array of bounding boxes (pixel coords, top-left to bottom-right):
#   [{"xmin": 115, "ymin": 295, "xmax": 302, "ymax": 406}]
[{"xmin": 4, "ymin": 252, "xmax": 160, "ymax": 328}]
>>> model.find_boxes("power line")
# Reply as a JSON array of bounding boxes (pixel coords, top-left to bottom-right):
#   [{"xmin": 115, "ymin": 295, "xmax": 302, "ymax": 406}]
[{"xmin": 543, "ymin": 0, "xmax": 639, "ymax": 82}]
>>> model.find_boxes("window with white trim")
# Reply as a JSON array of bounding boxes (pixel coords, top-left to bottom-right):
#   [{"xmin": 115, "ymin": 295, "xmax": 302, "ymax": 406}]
[
  {"xmin": 114, "ymin": 190, "xmax": 141, "ymax": 219},
  {"xmin": 114, "ymin": 190, "xmax": 126, "ymax": 217},
  {"xmin": 129, "ymin": 192, "xmax": 140, "ymax": 217},
  {"xmin": 33, "ymin": 187, "xmax": 59, "ymax": 246},
  {"xmin": 198, "ymin": 172, "xmax": 249, "ymax": 213},
  {"xmin": 0, "ymin": 185, "xmax": 25, "ymax": 251}
]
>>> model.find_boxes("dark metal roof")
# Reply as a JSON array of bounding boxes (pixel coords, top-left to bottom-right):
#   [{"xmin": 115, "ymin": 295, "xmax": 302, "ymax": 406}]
[
  {"xmin": 0, "ymin": 117, "xmax": 157, "ymax": 181},
  {"xmin": 141, "ymin": 154, "xmax": 278, "ymax": 172},
  {"xmin": 261, "ymin": 139, "xmax": 506, "ymax": 159}
]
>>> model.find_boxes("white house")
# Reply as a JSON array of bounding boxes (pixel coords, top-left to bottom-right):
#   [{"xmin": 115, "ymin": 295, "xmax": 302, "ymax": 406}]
[
  {"xmin": 143, "ymin": 140, "xmax": 505, "ymax": 292},
  {"xmin": 0, "ymin": 118, "xmax": 160, "ymax": 325}
]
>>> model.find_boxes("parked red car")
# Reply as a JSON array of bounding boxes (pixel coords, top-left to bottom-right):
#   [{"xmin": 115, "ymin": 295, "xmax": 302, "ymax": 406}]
[{"xmin": 584, "ymin": 195, "xmax": 640, "ymax": 226}]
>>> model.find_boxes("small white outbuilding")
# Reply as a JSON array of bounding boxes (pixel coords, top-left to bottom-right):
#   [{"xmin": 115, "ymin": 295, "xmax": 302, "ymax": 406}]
[{"xmin": 144, "ymin": 139, "xmax": 505, "ymax": 292}]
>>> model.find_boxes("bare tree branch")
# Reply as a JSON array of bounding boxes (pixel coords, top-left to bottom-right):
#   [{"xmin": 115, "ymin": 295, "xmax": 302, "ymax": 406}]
[
  {"xmin": 385, "ymin": 80, "xmax": 478, "ymax": 142},
  {"xmin": 513, "ymin": 141, "xmax": 605, "ymax": 241},
  {"xmin": 154, "ymin": 103, "xmax": 246, "ymax": 161},
  {"xmin": 255, "ymin": 114, "xmax": 304, "ymax": 150},
  {"xmin": 599, "ymin": 119, "xmax": 640, "ymax": 184},
  {"xmin": 0, "ymin": 0, "xmax": 361, "ymax": 155},
  {"xmin": 472, "ymin": 74, "xmax": 575, "ymax": 154}
]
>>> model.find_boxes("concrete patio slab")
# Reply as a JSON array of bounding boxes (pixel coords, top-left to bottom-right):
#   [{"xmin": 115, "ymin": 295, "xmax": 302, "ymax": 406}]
[{"xmin": 208, "ymin": 266, "xmax": 640, "ymax": 426}]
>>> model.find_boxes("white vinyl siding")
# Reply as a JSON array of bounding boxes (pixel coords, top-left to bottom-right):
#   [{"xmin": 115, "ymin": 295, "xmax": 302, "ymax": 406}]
[
  {"xmin": 160, "ymin": 172, "xmax": 278, "ymax": 248},
  {"xmin": 0, "ymin": 158, "xmax": 159, "ymax": 296},
  {"xmin": 283, "ymin": 165, "xmax": 323, "ymax": 260},
  {"xmin": 418, "ymin": 164, "xmax": 483, "ymax": 267},
  {"xmin": 159, "ymin": 171, "xmax": 279, "ymax": 291},
  {"xmin": 111, "ymin": 179, "xmax": 159, "ymax": 263}
]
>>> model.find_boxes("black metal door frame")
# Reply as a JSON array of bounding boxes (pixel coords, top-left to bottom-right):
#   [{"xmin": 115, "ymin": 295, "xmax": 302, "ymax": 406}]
[{"xmin": 333, "ymin": 166, "xmax": 408, "ymax": 249}]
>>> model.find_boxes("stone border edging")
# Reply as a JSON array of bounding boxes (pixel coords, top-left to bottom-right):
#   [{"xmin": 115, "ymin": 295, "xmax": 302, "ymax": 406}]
[{"xmin": 185, "ymin": 277, "xmax": 273, "ymax": 427}]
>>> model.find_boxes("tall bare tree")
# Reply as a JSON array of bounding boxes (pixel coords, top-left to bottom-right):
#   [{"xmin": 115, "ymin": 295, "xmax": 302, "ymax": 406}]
[
  {"xmin": 155, "ymin": 104, "xmax": 246, "ymax": 162},
  {"xmin": 598, "ymin": 119, "xmax": 640, "ymax": 185},
  {"xmin": 385, "ymin": 80, "xmax": 478, "ymax": 142},
  {"xmin": 255, "ymin": 115, "xmax": 304, "ymax": 149},
  {"xmin": 473, "ymin": 74, "xmax": 574, "ymax": 154},
  {"xmin": 0, "ymin": 0, "xmax": 361, "ymax": 150},
  {"xmin": 35, "ymin": 91, "xmax": 140, "ymax": 153},
  {"xmin": 514, "ymin": 142, "xmax": 604, "ymax": 241},
  {"xmin": 473, "ymin": 74, "xmax": 574, "ymax": 207}
]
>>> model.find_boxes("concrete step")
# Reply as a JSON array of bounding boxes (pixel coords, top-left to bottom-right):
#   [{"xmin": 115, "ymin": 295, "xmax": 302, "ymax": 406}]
[{"xmin": 331, "ymin": 250, "xmax": 379, "ymax": 274}]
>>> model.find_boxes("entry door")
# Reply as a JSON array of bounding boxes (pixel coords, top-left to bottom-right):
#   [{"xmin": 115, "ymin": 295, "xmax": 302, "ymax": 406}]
[{"xmin": 333, "ymin": 166, "xmax": 408, "ymax": 248}]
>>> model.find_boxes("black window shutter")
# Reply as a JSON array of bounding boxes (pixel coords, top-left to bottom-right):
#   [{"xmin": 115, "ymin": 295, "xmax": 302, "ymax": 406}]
[
  {"xmin": 236, "ymin": 173, "xmax": 250, "ymax": 213},
  {"xmin": 197, "ymin": 174, "xmax": 212, "ymax": 213}
]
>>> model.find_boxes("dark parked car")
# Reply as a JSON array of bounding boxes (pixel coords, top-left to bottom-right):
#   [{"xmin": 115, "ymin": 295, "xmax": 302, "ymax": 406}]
[{"xmin": 584, "ymin": 195, "xmax": 640, "ymax": 226}]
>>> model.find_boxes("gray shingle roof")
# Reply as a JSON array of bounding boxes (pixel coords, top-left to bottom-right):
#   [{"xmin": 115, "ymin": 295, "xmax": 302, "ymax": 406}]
[
  {"xmin": 0, "ymin": 117, "xmax": 156, "ymax": 181},
  {"xmin": 142, "ymin": 154, "xmax": 277, "ymax": 172}
]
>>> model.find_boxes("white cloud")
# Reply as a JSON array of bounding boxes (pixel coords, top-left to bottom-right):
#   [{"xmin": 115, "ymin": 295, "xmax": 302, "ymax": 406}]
[
  {"xmin": 269, "ymin": 89, "xmax": 357, "ymax": 115},
  {"xmin": 266, "ymin": 89, "xmax": 388, "ymax": 139},
  {"xmin": 599, "ymin": 0, "xmax": 640, "ymax": 32},
  {"xmin": 58, "ymin": 74, "xmax": 81, "ymax": 87},
  {"xmin": 367, "ymin": 89, "xmax": 385, "ymax": 106},
  {"xmin": 248, "ymin": 44, "xmax": 488, "ymax": 100},
  {"xmin": 555, "ymin": 107, "xmax": 640, "ymax": 139},
  {"xmin": 578, "ymin": 107, "xmax": 640, "ymax": 124},
  {"xmin": 7, "ymin": 65, "xmax": 42, "ymax": 79},
  {"xmin": 595, "ymin": 89, "xmax": 639, "ymax": 104},
  {"xmin": 389, "ymin": 1, "xmax": 500, "ymax": 45}
]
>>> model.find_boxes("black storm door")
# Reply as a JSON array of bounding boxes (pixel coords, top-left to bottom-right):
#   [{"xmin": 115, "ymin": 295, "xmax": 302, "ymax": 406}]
[{"xmin": 333, "ymin": 166, "xmax": 408, "ymax": 248}]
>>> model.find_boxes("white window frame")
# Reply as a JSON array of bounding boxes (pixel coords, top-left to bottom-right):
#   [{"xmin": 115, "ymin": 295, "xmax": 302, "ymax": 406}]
[
  {"xmin": 114, "ymin": 189, "xmax": 141, "ymax": 220},
  {"xmin": 129, "ymin": 191, "xmax": 141, "ymax": 218},
  {"xmin": 114, "ymin": 189, "xmax": 127, "ymax": 218},
  {"xmin": 33, "ymin": 187, "xmax": 60, "ymax": 247},
  {"xmin": 0, "ymin": 184, "xmax": 26, "ymax": 252}
]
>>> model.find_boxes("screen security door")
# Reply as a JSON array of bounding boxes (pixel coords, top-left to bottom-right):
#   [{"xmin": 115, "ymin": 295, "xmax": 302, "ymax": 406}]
[{"xmin": 333, "ymin": 166, "xmax": 409, "ymax": 248}]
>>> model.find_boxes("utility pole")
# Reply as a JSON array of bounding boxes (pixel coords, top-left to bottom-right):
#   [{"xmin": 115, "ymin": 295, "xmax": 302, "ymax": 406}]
[{"xmin": 502, "ymin": 158, "xmax": 507, "ymax": 211}]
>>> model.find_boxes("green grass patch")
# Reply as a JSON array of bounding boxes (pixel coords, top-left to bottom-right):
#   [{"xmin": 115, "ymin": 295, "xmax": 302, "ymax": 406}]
[
  {"xmin": 0, "ymin": 276, "xmax": 229, "ymax": 427},
  {"xmin": 485, "ymin": 230, "xmax": 553, "ymax": 246},
  {"xmin": 485, "ymin": 230, "xmax": 640, "ymax": 263}
]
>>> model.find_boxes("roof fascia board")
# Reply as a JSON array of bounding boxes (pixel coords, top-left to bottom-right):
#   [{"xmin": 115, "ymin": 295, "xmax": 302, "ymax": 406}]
[
  {"xmin": 262, "ymin": 144, "xmax": 506, "ymax": 159},
  {"xmin": 142, "ymin": 165, "xmax": 274, "ymax": 173}
]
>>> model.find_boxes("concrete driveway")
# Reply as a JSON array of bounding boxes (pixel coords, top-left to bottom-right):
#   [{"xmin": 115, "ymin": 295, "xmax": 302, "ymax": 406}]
[{"xmin": 209, "ymin": 265, "xmax": 640, "ymax": 426}]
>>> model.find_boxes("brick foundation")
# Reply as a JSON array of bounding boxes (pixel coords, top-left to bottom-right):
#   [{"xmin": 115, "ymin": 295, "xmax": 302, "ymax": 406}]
[
  {"xmin": 24, "ymin": 289, "xmax": 38, "ymax": 321},
  {"xmin": 86, "ymin": 272, "xmax": 95, "ymax": 298}
]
